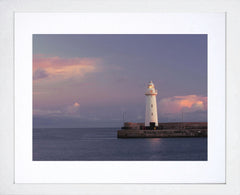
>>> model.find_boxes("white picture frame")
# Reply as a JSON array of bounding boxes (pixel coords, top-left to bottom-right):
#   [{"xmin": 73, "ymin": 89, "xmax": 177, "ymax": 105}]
[
  {"xmin": 0, "ymin": 0, "xmax": 239, "ymax": 194},
  {"xmin": 15, "ymin": 12, "xmax": 225, "ymax": 184}
]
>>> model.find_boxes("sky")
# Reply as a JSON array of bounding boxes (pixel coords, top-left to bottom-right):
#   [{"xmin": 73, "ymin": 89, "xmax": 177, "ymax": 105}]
[{"xmin": 33, "ymin": 34, "xmax": 207, "ymax": 128}]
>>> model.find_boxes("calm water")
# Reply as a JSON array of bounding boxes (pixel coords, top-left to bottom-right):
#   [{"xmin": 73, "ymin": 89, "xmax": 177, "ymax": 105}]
[{"xmin": 33, "ymin": 128, "xmax": 207, "ymax": 161}]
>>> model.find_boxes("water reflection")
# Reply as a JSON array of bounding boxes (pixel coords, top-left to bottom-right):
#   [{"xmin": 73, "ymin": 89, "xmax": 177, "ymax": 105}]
[{"xmin": 147, "ymin": 138, "xmax": 162, "ymax": 146}]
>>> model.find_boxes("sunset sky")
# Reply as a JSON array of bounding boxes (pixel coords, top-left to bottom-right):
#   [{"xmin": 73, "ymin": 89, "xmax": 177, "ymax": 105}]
[{"xmin": 33, "ymin": 34, "xmax": 207, "ymax": 128}]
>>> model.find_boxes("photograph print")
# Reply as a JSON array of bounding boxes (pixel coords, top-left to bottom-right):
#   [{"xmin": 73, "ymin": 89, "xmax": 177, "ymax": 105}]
[{"xmin": 33, "ymin": 34, "xmax": 207, "ymax": 161}]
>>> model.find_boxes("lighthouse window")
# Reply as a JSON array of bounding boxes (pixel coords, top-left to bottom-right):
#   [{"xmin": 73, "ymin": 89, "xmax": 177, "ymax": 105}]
[{"xmin": 151, "ymin": 104, "xmax": 153, "ymax": 108}]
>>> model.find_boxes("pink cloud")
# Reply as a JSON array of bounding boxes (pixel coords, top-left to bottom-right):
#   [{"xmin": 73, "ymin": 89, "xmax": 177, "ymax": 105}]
[
  {"xmin": 158, "ymin": 95, "xmax": 207, "ymax": 114},
  {"xmin": 33, "ymin": 54, "xmax": 101, "ymax": 80},
  {"xmin": 66, "ymin": 102, "xmax": 80, "ymax": 114},
  {"xmin": 34, "ymin": 102, "xmax": 81, "ymax": 117},
  {"xmin": 73, "ymin": 102, "xmax": 80, "ymax": 107}
]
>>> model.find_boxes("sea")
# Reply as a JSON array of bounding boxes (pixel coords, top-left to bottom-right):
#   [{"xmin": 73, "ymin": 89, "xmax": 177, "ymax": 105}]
[{"xmin": 33, "ymin": 128, "xmax": 207, "ymax": 161}]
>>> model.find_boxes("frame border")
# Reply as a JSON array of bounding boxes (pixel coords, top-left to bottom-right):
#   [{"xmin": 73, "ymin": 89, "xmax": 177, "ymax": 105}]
[
  {"xmin": 0, "ymin": 0, "xmax": 239, "ymax": 194},
  {"xmin": 14, "ymin": 12, "xmax": 225, "ymax": 184}
]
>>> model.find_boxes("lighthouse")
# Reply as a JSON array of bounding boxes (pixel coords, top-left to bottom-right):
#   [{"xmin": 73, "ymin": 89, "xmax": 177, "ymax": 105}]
[{"xmin": 145, "ymin": 81, "xmax": 158, "ymax": 127}]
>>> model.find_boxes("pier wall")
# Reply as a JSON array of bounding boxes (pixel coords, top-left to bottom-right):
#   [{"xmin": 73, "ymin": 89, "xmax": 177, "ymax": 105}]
[
  {"xmin": 118, "ymin": 122, "xmax": 207, "ymax": 138},
  {"xmin": 118, "ymin": 129, "xmax": 207, "ymax": 138}
]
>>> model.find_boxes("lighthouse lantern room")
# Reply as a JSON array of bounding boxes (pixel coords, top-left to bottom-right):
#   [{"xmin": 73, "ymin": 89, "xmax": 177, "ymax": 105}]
[{"xmin": 145, "ymin": 81, "xmax": 158, "ymax": 127}]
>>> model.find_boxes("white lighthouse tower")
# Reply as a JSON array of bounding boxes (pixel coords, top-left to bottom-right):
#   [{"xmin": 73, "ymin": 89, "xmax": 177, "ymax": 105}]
[{"xmin": 145, "ymin": 81, "xmax": 158, "ymax": 127}]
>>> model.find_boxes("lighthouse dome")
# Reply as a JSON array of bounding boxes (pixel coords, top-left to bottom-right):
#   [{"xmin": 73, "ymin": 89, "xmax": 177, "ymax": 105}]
[
  {"xmin": 148, "ymin": 81, "xmax": 154, "ymax": 88},
  {"xmin": 145, "ymin": 81, "xmax": 157, "ymax": 95}
]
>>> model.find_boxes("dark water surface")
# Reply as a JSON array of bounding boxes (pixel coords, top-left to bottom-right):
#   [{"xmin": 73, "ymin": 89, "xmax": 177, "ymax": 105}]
[{"xmin": 33, "ymin": 128, "xmax": 207, "ymax": 161}]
